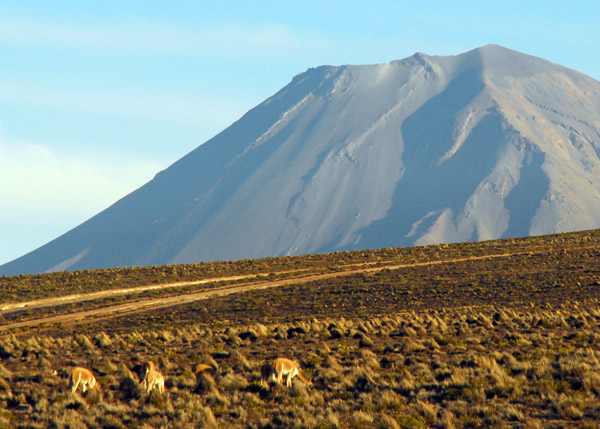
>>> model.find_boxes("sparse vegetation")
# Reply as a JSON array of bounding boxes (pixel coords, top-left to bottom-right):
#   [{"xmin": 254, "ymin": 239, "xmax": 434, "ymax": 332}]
[{"xmin": 1, "ymin": 229, "xmax": 600, "ymax": 426}]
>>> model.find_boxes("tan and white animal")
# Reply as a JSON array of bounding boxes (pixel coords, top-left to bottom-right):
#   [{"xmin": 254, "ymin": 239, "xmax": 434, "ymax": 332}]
[
  {"xmin": 142, "ymin": 369, "xmax": 165, "ymax": 394},
  {"xmin": 273, "ymin": 358, "xmax": 312, "ymax": 387},
  {"xmin": 70, "ymin": 367, "xmax": 98, "ymax": 393}
]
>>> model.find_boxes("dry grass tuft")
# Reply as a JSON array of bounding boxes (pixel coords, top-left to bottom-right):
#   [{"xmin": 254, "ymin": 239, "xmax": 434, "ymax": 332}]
[{"xmin": 94, "ymin": 331, "xmax": 113, "ymax": 348}]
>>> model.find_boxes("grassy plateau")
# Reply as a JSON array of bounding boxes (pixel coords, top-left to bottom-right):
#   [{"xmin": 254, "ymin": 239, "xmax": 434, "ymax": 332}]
[{"xmin": 1, "ymin": 230, "xmax": 600, "ymax": 428}]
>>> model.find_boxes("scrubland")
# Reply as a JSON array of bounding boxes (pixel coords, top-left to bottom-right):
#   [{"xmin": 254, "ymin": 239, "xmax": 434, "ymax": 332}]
[{"xmin": 2, "ymin": 230, "xmax": 600, "ymax": 428}]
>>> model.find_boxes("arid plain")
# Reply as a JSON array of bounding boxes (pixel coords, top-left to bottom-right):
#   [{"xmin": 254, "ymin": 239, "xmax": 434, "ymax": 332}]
[{"xmin": 2, "ymin": 230, "xmax": 600, "ymax": 427}]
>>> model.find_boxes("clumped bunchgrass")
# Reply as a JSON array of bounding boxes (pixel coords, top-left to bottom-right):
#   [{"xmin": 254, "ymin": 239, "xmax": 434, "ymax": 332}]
[{"xmin": 2, "ymin": 303, "xmax": 600, "ymax": 427}]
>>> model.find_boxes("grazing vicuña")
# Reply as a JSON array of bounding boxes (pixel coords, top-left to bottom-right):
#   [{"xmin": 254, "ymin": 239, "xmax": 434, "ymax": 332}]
[
  {"xmin": 70, "ymin": 367, "xmax": 98, "ymax": 393},
  {"xmin": 142, "ymin": 369, "xmax": 165, "ymax": 394},
  {"xmin": 273, "ymin": 357, "xmax": 312, "ymax": 387}
]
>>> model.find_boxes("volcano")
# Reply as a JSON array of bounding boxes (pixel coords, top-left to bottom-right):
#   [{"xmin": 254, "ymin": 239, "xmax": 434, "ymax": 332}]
[{"xmin": 3, "ymin": 44, "xmax": 600, "ymax": 275}]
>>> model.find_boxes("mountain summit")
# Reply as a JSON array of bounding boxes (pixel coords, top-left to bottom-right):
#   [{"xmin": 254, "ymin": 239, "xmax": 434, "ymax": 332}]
[{"xmin": 3, "ymin": 45, "xmax": 600, "ymax": 275}]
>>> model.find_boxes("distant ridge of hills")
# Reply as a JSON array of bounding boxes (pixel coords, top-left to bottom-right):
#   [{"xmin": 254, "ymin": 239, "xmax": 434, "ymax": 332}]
[{"xmin": 3, "ymin": 44, "xmax": 600, "ymax": 275}]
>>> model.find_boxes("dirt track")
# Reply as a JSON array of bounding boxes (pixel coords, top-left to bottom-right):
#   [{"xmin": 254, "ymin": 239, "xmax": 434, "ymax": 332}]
[
  {"xmin": 0, "ymin": 273, "xmax": 263, "ymax": 314},
  {"xmin": 0, "ymin": 252, "xmax": 527, "ymax": 332}
]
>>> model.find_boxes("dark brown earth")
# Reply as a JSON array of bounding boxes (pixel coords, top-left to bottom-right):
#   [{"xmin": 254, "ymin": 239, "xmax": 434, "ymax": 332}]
[{"xmin": 3, "ymin": 241, "xmax": 599, "ymax": 334}]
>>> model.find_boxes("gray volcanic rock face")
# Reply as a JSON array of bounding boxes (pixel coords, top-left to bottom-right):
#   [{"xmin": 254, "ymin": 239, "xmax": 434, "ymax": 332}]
[{"xmin": 3, "ymin": 44, "xmax": 600, "ymax": 275}]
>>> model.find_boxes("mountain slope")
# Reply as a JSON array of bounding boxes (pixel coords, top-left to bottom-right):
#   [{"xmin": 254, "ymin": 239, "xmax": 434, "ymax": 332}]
[{"xmin": 3, "ymin": 44, "xmax": 600, "ymax": 275}]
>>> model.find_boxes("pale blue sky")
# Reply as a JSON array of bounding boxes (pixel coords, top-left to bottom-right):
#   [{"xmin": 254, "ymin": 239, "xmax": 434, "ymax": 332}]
[{"xmin": 1, "ymin": 1, "xmax": 599, "ymax": 266}]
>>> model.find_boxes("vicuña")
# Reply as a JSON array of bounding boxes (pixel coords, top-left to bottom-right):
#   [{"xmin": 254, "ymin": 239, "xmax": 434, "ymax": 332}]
[
  {"xmin": 272, "ymin": 357, "xmax": 312, "ymax": 387},
  {"xmin": 142, "ymin": 369, "xmax": 165, "ymax": 394},
  {"xmin": 69, "ymin": 367, "xmax": 98, "ymax": 393}
]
